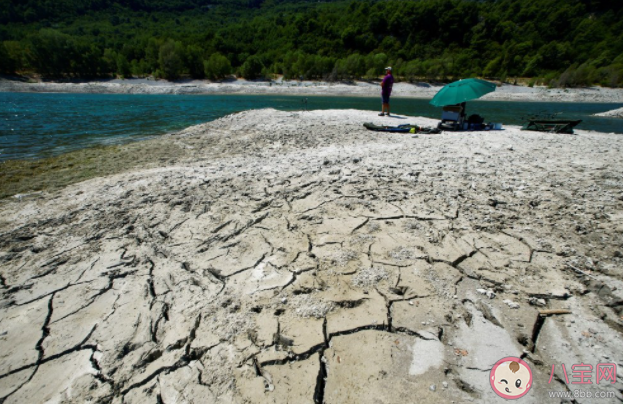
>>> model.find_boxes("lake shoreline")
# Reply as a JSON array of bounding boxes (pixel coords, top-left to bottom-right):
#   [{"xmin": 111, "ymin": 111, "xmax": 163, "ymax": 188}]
[
  {"xmin": 3, "ymin": 91, "xmax": 623, "ymax": 200},
  {"xmin": 3, "ymin": 76, "xmax": 623, "ymax": 104}
]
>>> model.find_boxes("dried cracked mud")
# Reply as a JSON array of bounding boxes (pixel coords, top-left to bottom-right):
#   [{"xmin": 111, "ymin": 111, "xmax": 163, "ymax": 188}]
[{"xmin": 1, "ymin": 109, "xmax": 623, "ymax": 403}]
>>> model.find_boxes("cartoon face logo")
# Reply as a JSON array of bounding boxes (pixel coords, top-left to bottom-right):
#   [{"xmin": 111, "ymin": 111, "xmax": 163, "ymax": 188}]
[{"xmin": 490, "ymin": 357, "xmax": 533, "ymax": 399}]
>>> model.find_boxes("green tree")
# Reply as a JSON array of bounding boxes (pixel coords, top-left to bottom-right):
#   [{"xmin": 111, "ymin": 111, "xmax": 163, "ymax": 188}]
[
  {"xmin": 3, "ymin": 0, "xmax": 623, "ymax": 87},
  {"xmin": 0, "ymin": 42, "xmax": 16, "ymax": 74},
  {"xmin": 335, "ymin": 53, "xmax": 365, "ymax": 79},
  {"xmin": 185, "ymin": 44, "xmax": 205, "ymax": 79},
  {"xmin": 145, "ymin": 38, "xmax": 161, "ymax": 74},
  {"xmin": 203, "ymin": 53, "xmax": 231, "ymax": 80},
  {"xmin": 71, "ymin": 41, "xmax": 103, "ymax": 77},
  {"xmin": 131, "ymin": 59, "xmax": 150, "ymax": 77},
  {"xmin": 102, "ymin": 49, "xmax": 118, "ymax": 75},
  {"xmin": 117, "ymin": 54, "xmax": 131, "ymax": 78},
  {"xmin": 522, "ymin": 54, "xmax": 543, "ymax": 77},
  {"xmin": 159, "ymin": 40, "xmax": 184, "ymax": 80},
  {"xmin": 239, "ymin": 55, "xmax": 264, "ymax": 79},
  {"xmin": 26, "ymin": 29, "xmax": 74, "ymax": 77},
  {"xmin": 3, "ymin": 42, "xmax": 27, "ymax": 72},
  {"xmin": 483, "ymin": 57, "xmax": 502, "ymax": 78}
]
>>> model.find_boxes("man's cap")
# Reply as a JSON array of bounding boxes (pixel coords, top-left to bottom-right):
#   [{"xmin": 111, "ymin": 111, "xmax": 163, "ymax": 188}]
[{"xmin": 385, "ymin": 66, "xmax": 392, "ymax": 71}]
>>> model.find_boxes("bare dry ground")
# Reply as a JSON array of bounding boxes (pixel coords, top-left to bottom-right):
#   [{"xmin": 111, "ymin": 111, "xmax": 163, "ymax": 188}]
[{"xmin": 1, "ymin": 109, "xmax": 623, "ymax": 403}]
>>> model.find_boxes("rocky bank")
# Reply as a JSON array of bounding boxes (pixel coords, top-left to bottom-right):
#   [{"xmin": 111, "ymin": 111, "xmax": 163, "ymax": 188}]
[
  {"xmin": 2, "ymin": 77, "xmax": 623, "ymax": 104},
  {"xmin": 1, "ymin": 109, "xmax": 623, "ymax": 403},
  {"xmin": 595, "ymin": 107, "xmax": 623, "ymax": 119}
]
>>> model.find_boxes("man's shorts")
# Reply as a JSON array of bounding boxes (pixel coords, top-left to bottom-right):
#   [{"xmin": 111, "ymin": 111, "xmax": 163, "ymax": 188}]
[{"xmin": 381, "ymin": 93, "xmax": 391, "ymax": 103}]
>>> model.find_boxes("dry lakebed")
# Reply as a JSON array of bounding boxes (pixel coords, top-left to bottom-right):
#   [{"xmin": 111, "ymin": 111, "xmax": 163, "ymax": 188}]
[{"xmin": 1, "ymin": 108, "xmax": 623, "ymax": 403}]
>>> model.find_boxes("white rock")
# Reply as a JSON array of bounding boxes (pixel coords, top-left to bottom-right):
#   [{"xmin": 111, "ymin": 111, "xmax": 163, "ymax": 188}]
[
  {"xmin": 503, "ymin": 299, "xmax": 520, "ymax": 309},
  {"xmin": 476, "ymin": 289, "xmax": 496, "ymax": 299}
]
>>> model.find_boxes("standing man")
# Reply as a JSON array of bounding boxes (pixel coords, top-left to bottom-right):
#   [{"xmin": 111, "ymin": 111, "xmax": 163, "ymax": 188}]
[{"xmin": 379, "ymin": 66, "xmax": 394, "ymax": 116}]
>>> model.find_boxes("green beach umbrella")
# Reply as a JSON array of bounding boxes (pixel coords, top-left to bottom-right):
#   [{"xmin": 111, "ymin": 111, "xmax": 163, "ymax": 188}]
[{"xmin": 430, "ymin": 78, "xmax": 497, "ymax": 107}]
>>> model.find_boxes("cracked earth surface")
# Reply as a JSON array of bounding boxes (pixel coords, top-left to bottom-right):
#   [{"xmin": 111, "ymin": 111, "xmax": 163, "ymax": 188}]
[{"xmin": 1, "ymin": 108, "xmax": 623, "ymax": 403}]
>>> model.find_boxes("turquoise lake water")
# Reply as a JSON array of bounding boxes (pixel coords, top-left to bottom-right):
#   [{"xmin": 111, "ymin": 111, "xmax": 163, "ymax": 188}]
[{"xmin": 1, "ymin": 92, "xmax": 622, "ymax": 161}]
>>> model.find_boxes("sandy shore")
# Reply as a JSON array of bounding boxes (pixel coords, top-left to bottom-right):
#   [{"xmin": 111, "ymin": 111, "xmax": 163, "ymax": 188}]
[
  {"xmin": 1, "ymin": 109, "xmax": 623, "ymax": 403},
  {"xmin": 3, "ymin": 77, "xmax": 623, "ymax": 104}
]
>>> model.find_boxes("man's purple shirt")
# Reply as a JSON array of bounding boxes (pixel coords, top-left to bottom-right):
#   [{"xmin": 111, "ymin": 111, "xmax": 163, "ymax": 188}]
[{"xmin": 381, "ymin": 74, "xmax": 394, "ymax": 96}]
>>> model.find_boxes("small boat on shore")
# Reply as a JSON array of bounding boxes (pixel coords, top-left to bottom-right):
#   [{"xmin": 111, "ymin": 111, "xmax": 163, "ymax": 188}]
[
  {"xmin": 363, "ymin": 122, "xmax": 414, "ymax": 132},
  {"xmin": 521, "ymin": 119, "xmax": 582, "ymax": 134},
  {"xmin": 363, "ymin": 122, "xmax": 441, "ymax": 134}
]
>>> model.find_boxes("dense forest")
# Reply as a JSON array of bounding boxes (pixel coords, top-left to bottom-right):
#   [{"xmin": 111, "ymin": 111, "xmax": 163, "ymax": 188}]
[{"xmin": 1, "ymin": 0, "xmax": 622, "ymax": 87}]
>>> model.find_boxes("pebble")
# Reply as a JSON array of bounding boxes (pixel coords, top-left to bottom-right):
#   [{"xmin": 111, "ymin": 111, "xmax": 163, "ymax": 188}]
[
  {"xmin": 442, "ymin": 381, "xmax": 448, "ymax": 389},
  {"xmin": 476, "ymin": 288, "xmax": 496, "ymax": 299},
  {"xmin": 429, "ymin": 384, "xmax": 436, "ymax": 392},
  {"xmin": 503, "ymin": 299, "xmax": 520, "ymax": 309}
]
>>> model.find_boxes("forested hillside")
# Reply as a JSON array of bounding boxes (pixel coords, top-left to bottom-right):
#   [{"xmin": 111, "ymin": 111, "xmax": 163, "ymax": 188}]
[{"xmin": 1, "ymin": 0, "xmax": 622, "ymax": 87}]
